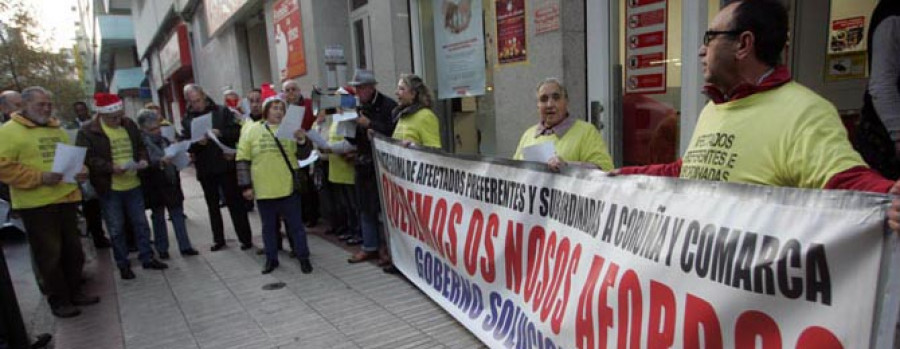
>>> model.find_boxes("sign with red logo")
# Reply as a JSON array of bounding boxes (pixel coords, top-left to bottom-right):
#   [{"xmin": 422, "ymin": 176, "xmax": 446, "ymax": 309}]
[
  {"xmin": 274, "ymin": 0, "xmax": 308, "ymax": 80},
  {"xmin": 625, "ymin": 0, "xmax": 667, "ymax": 94}
]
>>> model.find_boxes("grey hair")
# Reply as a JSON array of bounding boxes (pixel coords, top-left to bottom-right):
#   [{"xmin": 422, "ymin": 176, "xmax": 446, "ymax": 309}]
[
  {"xmin": 136, "ymin": 109, "xmax": 159, "ymax": 129},
  {"xmin": 399, "ymin": 74, "xmax": 433, "ymax": 108},
  {"xmin": 21, "ymin": 86, "xmax": 52, "ymax": 102},
  {"xmin": 183, "ymin": 83, "xmax": 205, "ymax": 96},
  {"xmin": 0, "ymin": 90, "xmax": 19, "ymax": 107},
  {"xmin": 535, "ymin": 78, "xmax": 568, "ymax": 100},
  {"xmin": 281, "ymin": 79, "xmax": 299, "ymax": 90}
]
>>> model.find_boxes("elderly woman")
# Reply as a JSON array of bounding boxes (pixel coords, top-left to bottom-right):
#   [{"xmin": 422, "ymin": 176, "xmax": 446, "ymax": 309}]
[
  {"xmin": 513, "ymin": 78, "xmax": 614, "ymax": 172},
  {"xmin": 392, "ymin": 74, "xmax": 441, "ymax": 148},
  {"xmin": 237, "ymin": 96, "xmax": 313, "ymax": 274},
  {"xmin": 136, "ymin": 109, "xmax": 198, "ymax": 259}
]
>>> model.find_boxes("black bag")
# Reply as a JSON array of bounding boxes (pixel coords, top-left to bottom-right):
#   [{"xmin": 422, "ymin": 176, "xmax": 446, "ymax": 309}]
[
  {"xmin": 263, "ymin": 124, "xmax": 303, "ymax": 192},
  {"xmin": 853, "ymin": 93, "xmax": 900, "ymax": 180}
]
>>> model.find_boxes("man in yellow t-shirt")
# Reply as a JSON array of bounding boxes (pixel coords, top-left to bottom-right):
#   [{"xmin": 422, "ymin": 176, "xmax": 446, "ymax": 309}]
[
  {"xmin": 617, "ymin": 0, "xmax": 900, "ymax": 235},
  {"xmin": 77, "ymin": 93, "xmax": 168, "ymax": 280},
  {"xmin": 513, "ymin": 78, "xmax": 614, "ymax": 172},
  {"xmin": 0, "ymin": 86, "xmax": 98, "ymax": 318}
]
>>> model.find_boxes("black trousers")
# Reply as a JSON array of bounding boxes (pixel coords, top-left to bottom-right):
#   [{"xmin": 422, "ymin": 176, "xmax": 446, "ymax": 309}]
[
  {"xmin": 18, "ymin": 203, "xmax": 84, "ymax": 305},
  {"xmin": 82, "ymin": 198, "xmax": 106, "ymax": 243},
  {"xmin": 199, "ymin": 171, "xmax": 253, "ymax": 246}
]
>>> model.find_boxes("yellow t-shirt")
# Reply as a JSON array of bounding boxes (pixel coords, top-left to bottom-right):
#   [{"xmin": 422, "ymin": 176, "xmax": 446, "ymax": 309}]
[
  {"xmin": 101, "ymin": 122, "xmax": 140, "ymax": 191},
  {"xmin": 680, "ymin": 82, "xmax": 866, "ymax": 188},
  {"xmin": 328, "ymin": 120, "xmax": 355, "ymax": 185},
  {"xmin": 392, "ymin": 107, "xmax": 441, "ymax": 148},
  {"xmin": 0, "ymin": 118, "xmax": 80, "ymax": 209},
  {"xmin": 513, "ymin": 119, "xmax": 615, "ymax": 171},
  {"xmin": 236, "ymin": 123, "xmax": 298, "ymax": 199}
]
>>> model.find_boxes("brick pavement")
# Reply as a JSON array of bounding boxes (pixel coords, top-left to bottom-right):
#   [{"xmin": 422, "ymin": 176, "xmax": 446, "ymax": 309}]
[{"xmin": 4, "ymin": 170, "xmax": 483, "ymax": 349}]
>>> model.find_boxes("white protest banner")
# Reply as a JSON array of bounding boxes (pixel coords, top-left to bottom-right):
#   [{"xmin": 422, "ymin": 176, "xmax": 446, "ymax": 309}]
[
  {"xmin": 372, "ymin": 136, "xmax": 898, "ymax": 348},
  {"xmin": 190, "ymin": 113, "xmax": 212, "ymax": 143}
]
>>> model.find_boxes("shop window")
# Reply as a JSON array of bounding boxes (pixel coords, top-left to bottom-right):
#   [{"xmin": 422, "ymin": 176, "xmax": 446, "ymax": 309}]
[
  {"xmin": 352, "ymin": 17, "xmax": 371, "ymax": 70},
  {"xmin": 350, "ymin": 0, "xmax": 368, "ymax": 11}
]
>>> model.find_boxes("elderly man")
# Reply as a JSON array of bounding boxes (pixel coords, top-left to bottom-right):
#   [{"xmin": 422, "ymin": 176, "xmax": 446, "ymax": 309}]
[
  {"xmin": 0, "ymin": 86, "xmax": 99, "ymax": 317},
  {"xmin": 616, "ymin": 0, "xmax": 900, "ymax": 232},
  {"xmin": 181, "ymin": 84, "xmax": 254, "ymax": 251},
  {"xmin": 77, "ymin": 93, "xmax": 168, "ymax": 280},
  {"xmin": 70, "ymin": 101, "xmax": 111, "ymax": 249},
  {"xmin": 281, "ymin": 79, "xmax": 316, "ymax": 131},
  {"xmin": 0, "ymin": 90, "xmax": 22, "ymax": 124},
  {"xmin": 345, "ymin": 70, "xmax": 399, "ymax": 263}
]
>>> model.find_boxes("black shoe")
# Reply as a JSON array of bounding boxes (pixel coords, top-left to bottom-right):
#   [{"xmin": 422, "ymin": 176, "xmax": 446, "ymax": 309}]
[
  {"xmin": 50, "ymin": 303, "xmax": 80, "ymax": 318},
  {"xmin": 304, "ymin": 220, "xmax": 317, "ymax": 228},
  {"xmin": 256, "ymin": 248, "xmax": 265, "ymax": 255},
  {"xmin": 345, "ymin": 237, "xmax": 362, "ymax": 246},
  {"xmin": 142, "ymin": 259, "xmax": 169, "ymax": 270},
  {"xmin": 71, "ymin": 293, "xmax": 100, "ymax": 306},
  {"xmin": 128, "ymin": 245, "xmax": 138, "ymax": 253},
  {"xmin": 299, "ymin": 259, "xmax": 313, "ymax": 274},
  {"xmin": 240, "ymin": 243, "xmax": 253, "ymax": 251},
  {"xmin": 210, "ymin": 243, "xmax": 226, "ymax": 252},
  {"xmin": 262, "ymin": 259, "xmax": 279, "ymax": 274},
  {"xmin": 93, "ymin": 237, "xmax": 112, "ymax": 249},
  {"xmin": 180, "ymin": 248, "xmax": 199, "ymax": 256},
  {"xmin": 120, "ymin": 267, "xmax": 135, "ymax": 280},
  {"xmin": 158, "ymin": 251, "xmax": 170, "ymax": 260},
  {"xmin": 382, "ymin": 265, "xmax": 400, "ymax": 275},
  {"xmin": 338, "ymin": 234, "xmax": 352, "ymax": 241},
  {"xmin": 31, "ymin": 333, "xmax": 52, "ymax": 348},
  {"xmin": 288, "ymin": 251, "xmax": 296, "ymax": 259}
]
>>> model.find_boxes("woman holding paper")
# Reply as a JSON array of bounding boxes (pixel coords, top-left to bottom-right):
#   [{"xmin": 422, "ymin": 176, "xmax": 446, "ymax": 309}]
[
  {"xmin": 392, "ymin": 74, "xmax": 442, "ymax": 148},
  {"xmin": 513, "ymin": 78, "xmax": 614, "ymax": 172},
  {"xmin": 236, "ymin": 96, "xmax": 314, "ymax": 274},
  {"xmin": 136, "ymin": 110, "xmax": 198, "ymax": 259}
]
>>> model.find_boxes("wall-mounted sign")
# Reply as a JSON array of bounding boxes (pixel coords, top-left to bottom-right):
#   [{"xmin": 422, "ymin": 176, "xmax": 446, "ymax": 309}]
[
  {"xmin": 274, "ymin": 0, "xmax": 308, "ymax": 80},
  {"xmin": 829, "ymin": 16, "xmax": 866, "ymax": 54},
  {"xmin": 159, "ymin": 32, "xmax": 181, "ymax": 76},
  {"xmin": 496, "ymin": 0, "xmax": 527, "ymax": 65},
  {"xmin": 533, "ymin": 0, "xmax": 559, "ymax": 35},
  {"xmin": 434, "ymin": 0, "xmax": 486, "ymax": 99},
  {"xmin": 203, "ymin": 0, "xmax": 249, "ymax": 37},
  {"xmin": 625, "ymin": 0, "xmax": 667, "ymax": 95}
]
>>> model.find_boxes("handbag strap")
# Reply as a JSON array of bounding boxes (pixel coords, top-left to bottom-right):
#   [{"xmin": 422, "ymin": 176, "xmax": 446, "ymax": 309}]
[{"xmin": 263, "ymin": 124, "xmax": 298, "ymax": 186}]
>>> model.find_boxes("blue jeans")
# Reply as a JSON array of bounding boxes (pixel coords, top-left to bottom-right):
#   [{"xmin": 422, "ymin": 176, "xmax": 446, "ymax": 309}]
[
  {"xmin": 99, "ymin": 187, "xmax": 154, "ymax": 268},
  {"xmin": 258, "ymin": 192, "xmax": 309, "ymax": 262},
  {"xmin": 150, "ymin": 204, "xmax": 193, "ymax": 253}
]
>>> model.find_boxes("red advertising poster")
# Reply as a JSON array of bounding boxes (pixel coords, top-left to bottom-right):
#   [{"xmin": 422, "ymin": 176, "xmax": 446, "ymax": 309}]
[
  {"xmin": 496, "ymin": 0, "xmax": 527, "ymax": 65},
  {"xmin": 625, "ymin": 0, "xmax": 667, "ymax": 94},
  {"xmin": 273, "ymin": 0, "xmax": 307, "ymax": 80},
  {"xmin": 828, "ymin": 16, "xmax": 866, "ymax": 53}
]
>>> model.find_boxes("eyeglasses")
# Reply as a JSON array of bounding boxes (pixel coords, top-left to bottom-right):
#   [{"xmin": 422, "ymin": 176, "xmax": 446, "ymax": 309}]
[{"xmin": 703, "ymin": 30, "xmax": 743, "ymax": 46}]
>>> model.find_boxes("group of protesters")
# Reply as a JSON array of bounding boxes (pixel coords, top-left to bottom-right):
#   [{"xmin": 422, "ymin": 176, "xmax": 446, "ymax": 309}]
[{"xmin": 3, "ymin": 0, "xmax": 900, "ymax": 333}]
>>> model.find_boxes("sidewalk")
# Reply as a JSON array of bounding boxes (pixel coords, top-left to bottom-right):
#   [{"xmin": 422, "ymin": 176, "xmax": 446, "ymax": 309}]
[{"xmin": 4, "ymin": 170, "xmax": 483, "ymax": 349}]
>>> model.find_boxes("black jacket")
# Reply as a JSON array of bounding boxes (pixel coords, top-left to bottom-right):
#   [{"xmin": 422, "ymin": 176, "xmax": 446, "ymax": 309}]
[
  {"xmin": 77, "ymin": 118, "xmax": 149, "ymax": 196},
  {"xmin": 347, "ymin": 92, "xmax": 398, "ymax": 173},
  {"xmin": 181, "ymin": 97, "xmax": 242, "ymax": 179},
  {"xmin": 139, "ymin": 133, "xmax": 184, "ymax": 208}
]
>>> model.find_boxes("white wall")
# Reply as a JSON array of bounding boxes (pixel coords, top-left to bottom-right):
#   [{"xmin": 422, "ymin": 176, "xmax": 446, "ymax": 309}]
[
  {"xmin": 132, "ymin": 0, "xmax": 176, "ymax": 58},
  {"xmin": 191, "ymin": 8, "xmax": 243, "ymax": 104}
]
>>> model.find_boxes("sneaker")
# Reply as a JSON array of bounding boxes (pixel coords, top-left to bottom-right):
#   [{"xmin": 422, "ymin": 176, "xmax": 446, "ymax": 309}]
[
  {"xmin": 142, "ymin": 259, "xmax": 169, "ymax": 270},
  {"xmin": 210, "ymin": 243, "xmax": 226, "ymax": 252},
  {"xmin": 71, "ymin": 293, "xmax": 100, "ymax": 306},
  {"xmin": 50, "ymin": 303, "xmax": 81, "ymax": 318},
  {"xmin": 180, "ymin": 249, "xmax": 199, "ymax": 256},
  {"xmin": 299, "ymin": 259, "xmax": 313, "ymax": 274},
  {"xmin": 120, "ymin": 267, "xmax": 135, "ymax": 280},
  {"xmin": 158, "ymin": 251, "xmax": 170, "ymax": 260}
]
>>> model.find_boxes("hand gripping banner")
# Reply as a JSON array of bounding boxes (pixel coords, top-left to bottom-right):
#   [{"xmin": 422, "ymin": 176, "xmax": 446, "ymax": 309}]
[{"xmin": 372, "ymin": 136, "xmax": 900, "ymax": 348}]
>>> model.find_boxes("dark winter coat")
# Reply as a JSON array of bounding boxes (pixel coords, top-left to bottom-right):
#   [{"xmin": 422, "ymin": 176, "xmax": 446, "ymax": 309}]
[
  {"xmin": 180, "ymin": 97, "xmax": 242, "ymax": 179},
  {"xmin": 76, "ymin": 118, "xmax": 149, "ymax": 196},
  {"xmin": 139, "ymin": 133, "xmax": 184, "ymax": 208}
]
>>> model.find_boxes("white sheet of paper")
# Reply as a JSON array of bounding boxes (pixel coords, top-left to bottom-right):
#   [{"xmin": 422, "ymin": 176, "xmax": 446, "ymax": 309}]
[
  {"xmin": 190, "ymin": 113, "xmax": 212, "ymax": 143},
  {"xmin": 336, "ymin": 120, "xmax": 357, "ymax": 138},
  {"xmin": 171, "ymin": 151, "xmax": 191, "ymax": 170},
  {"xmin": 160, "ymin": 126, "xmax": 176, "ymax": 142},
  {"xmin": 65, "ymin": 129, "xmax": 79, "ymax": 145},
  {"xmin": 332, "ymin": 110, "xmax": 358, "ymax": 123},
  {"xmin": 522, "ymin": 141, "xmax": 556, "ymax": 163},
  {"xmin": 298, "ymin": 150, "xmax": 320, "ymax": 168},
  {"xmin": 121, "ymin": 160, "xmax": 137, "ymax": 172},
  {"xmin": 329, "ymin": 140, "xmax": 356, "ymax": 154},
  {"xmin": 206, "ymin": 130, "xmax": 236, "ymax": 154},
  {"xmin": 306, "ymin": 129, "xmax": 329, "ymax": 149},
  {"xmin": 51, "ymin": 143, "xmax": 87, "ymax": 183},
  {"xmin": 275, "ymin": 105, "xmax": 305, "ymax": 140},
  {"xmin": 240, "ymin": 98, "xmax": 251, "ymax": 119},
  {"xmin": 164, "ymin": 141, "xmax": 191, "ymax": 158}
]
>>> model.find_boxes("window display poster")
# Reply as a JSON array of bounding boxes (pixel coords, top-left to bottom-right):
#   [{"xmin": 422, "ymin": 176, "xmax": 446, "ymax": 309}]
[
  {"xmin": 829, "ymin": 16, "xmax": 866, "ymax": 53},
  {"xmin": 496, "ymin": 0, "xmax": 527, "ymax": 65},
  {"xmin": 274, "ymin": 0, "xmax": 308, "ymax": 80},
  {"xmin": 624, "ymin": 0, "xmax": 667, "ymax": 94},
  {"xmin": 533, "ymin": 0, "xmax": 559, "ymax": 35},
  {"xmin": 434, "ymin": 0, "xmax": 487, "ymax": 99}
]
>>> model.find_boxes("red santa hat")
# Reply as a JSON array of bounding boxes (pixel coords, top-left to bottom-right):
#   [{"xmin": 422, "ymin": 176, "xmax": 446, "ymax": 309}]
[
  {"xmin": 93, "ymin": 92, "xmax": 123, "ymax": 114},
  {"xmin": 260, "ymin": 83, "xmax": 282, "ymax": 109}
]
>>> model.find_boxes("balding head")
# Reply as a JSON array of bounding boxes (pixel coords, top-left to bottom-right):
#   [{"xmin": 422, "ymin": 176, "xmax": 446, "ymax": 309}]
[
  {"xmin": 183, "ymin": 84, "xmax": 209, "ymax": 113},
  {"xmin": 0, "ymin": 90, "xmax": 22, "ymax": 115},
  {"xmin": 281, "ymin": 80, "xmax": 301, "ymax": 104}
]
